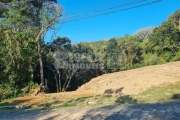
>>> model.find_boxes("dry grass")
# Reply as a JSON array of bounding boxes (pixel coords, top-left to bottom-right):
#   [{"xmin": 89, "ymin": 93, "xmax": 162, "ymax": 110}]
[{"xmin": 133, "ymin": 81, "xmax": 180, "ymax": 103}]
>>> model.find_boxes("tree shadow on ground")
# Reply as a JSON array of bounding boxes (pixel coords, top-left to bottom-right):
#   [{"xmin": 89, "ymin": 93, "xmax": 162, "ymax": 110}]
[
  {"xmin": 80, "ymin": 100, "xmax": 180, "ymax": 120},
  {"xmin": 104, "ymin": 87, "xmax": 124, "ymax": 96},
  {"xmin": 172, "ymin": 94, "xmax": 180, "ymax": 99},
  {"xmin": 58, "ymin": 97, "xmax": 90, "ymax": 107},
  {"xmin": 1, "ymin": 100, "xmax": 180, "ymax": 119},
  {"xmin": 114, "ymin": 95, "xmax": 137, "ymax": 104}
]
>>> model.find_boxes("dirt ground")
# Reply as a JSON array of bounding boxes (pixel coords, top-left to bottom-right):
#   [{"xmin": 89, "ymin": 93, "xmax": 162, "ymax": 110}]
[
  {"xmin": 11, "ymin": 92, "xmax": 93, "ymax": 106},
  {"xmin": 77, "ymin": 61, "xmax": 180, "ymax": 95},
  {"xmin": 12, "ymin": 61, "xmax": 180, "ymax": 105}
]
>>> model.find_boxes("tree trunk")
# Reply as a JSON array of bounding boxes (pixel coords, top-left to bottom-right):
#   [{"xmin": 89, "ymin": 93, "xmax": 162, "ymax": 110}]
[
  {"xmin": 38, "ymin": 41, "xmax": 44, "ymax": 86},
  {"xmin": 55, "ymin": 74, "xmax": 59, "ymax": 93},
  {"xmin": 62, "ymin": 76, "xmax": 69, "ymax": 92},
  {"xmin": 130, "ymin": 58, "xmax": 133, "ymax": 68},
  {"xmin": 179, "ymin": 19, "xmax": 180, "ymax": 30},
  {"xmin": 65, "ymin": 76, "xmax": 72, "ymax": 91},
  {"xmin": 57, "ymin": 70, "xmax": 61, "ymax": 92},
  {"xmin": 65, "ymin": 70, "xmax": 76, "ymax": 91}
]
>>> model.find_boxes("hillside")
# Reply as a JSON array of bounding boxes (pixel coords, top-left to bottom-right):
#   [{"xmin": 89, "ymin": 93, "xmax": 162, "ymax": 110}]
[
  {"xmin": 3, "ymin": 61, "xmax": 180, "ymax": 106},
  {"xmin": 77, "ymin": 61, "xmax": 180, "ymax": 96}
]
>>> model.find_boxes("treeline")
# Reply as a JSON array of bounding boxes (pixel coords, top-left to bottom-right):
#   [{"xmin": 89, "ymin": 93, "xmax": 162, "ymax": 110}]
[
  {"xmin": 38, "ymin": 9, "xmax": 180, "ymax": 93},
  {"xmin": 0, "ymin": 0, "xmax": 179, "ymax": 100},
  {"xmin": 82, "ymin": 9, "xmax": 180, "ymax": 71}
]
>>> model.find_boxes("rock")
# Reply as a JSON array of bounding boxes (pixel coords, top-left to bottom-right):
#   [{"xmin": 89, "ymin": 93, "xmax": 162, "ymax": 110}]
[{"xmin": 88, "ymin": 101, "xmax": 97, "ymax": 105}]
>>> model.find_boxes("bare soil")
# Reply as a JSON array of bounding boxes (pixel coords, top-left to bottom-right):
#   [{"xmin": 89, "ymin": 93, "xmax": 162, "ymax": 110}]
[
  {"xmin": 11, "ymin": 61, "xmax": 180, "ymax": 105},
  {"xmin": 77, "ymin": 61, "xmax": 180, "ymax": 95}
]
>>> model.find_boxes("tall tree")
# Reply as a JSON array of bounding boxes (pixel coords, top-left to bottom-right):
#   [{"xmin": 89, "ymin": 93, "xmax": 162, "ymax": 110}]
[
  {"xmin": 0, "ymin": 0, "xmax": 61, "ymax": 86},
  {"xmin": 0, "ymin": 1, "xmax": 38, "ymax": 97},
  {"xmin": 30, "ymin": 0, "xmax": 62, "ymax": 86},
  {"xmin": 134, "ymin": 27, "xmax": 154, "ymax": 41},
  {"xmin": 0, "ymin": 0, "xmax": 62, "ymax": 98},
  {"xmin": 149, "ymin": 10, "xmax": 180, "ymax": 62}
]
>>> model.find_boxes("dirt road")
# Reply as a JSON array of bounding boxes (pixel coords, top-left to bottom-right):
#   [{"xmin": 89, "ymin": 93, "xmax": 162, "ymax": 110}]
[{"xmin": 1, "ymin": 100, "xmax": 180, "ymax": 120}]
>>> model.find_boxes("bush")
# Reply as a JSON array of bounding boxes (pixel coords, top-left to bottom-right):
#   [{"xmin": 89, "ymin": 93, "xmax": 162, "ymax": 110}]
[
  {"xmin": 28, "ymin": 81, "xmax": 38, "ymax": 89},
  {"xmin": 0, "ymin": 90, "xmax": 2, "ymax": 102}
]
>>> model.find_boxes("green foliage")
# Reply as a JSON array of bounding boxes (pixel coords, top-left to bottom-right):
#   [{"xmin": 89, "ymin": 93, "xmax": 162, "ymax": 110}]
[
  {"xmin": 149, "ymin": 10, "xmax": 180, "ymax": 62},
  {"xmin": 0, "ymin": 1, "xmax": 37, "ymax": 99},
  {"xmin": 0, "ymin": 0, "xmax": 60, "ymax": 99},
  {"xmin": 106, "ymin": 38, "xmax": 119, "ymax": 53},
  {"xmin": 142, "ymin": 53, "xmax": 160, "ymax": 66},
  {"xmin": 28, "ymin": 81, "xmax": 38, "ymax": 90}
]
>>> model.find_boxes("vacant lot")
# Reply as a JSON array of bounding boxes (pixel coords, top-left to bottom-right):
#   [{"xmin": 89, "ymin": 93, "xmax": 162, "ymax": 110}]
[
  {"xmin": 77, "ymin": 61, "xmax": 180, "ymax": 95},
  {"xmin": 2, "ymin": 61, "xmax": 180, "ymax": 106}
]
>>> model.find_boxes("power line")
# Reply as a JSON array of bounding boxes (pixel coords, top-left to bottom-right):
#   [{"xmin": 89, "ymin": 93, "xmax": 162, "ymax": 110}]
[
  {"xmin": 64, "ymin": 0, "xmax": 145, "ymax": 19},
  {"xmin": 63, "ymin": 0, "xmax": 135, "ymax": 14},
  {"xmin": 63, "ymin": 0, "xmax": 163, "ymax": 23},
  {"xmin": 61, "ymin": 0, "xmax": 143, "ymax": 20},
  {"xmin": 63, "ymin": 0, "xmax": 145, "ymax": 17}
]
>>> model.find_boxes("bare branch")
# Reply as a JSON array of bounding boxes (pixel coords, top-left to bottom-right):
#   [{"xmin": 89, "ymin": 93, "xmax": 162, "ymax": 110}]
[{"xmin": 134, "ymin": 26, "xmax": 155, "ymax": 41}]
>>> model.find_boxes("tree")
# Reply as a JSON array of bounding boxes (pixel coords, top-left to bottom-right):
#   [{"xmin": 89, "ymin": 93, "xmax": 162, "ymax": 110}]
[
  {"xmin": 134, "ymin": 26, "xmax": 154, "ymax": 41},
  {"xmin": 0, "ymin": 1, "xmax": 38, "ymax": 98},
  {"xmin": 30, "ymin": 0, "xmax": 62, "ymax": 86},
  {"xmin": 106, "ymin": 38, "xmax": 119, "ymax": 53},
  {"xmin": 0, "ymin": 0, "xmax": 62, "ymax": 98},
  {"xmin": 106, "ymin": 38, "xmax": 120, "ymax": 72},
  {"xmin": 48, "ymin": 37, "xmax": 71, "ymax": 52},
  {"xmin": 149, "ymin": 10, "xmax": 180, "ymax": 62},
  {"xmin": 44, "ymin": 37, "xmax": 71, "ymax": 92},
  {"xmin": 123, "ymin": 37, "xmax": 142, "ymax": 69},
  {"xmin": 0, "ymin": 0, "xmax": 61, "ymax": 86}
]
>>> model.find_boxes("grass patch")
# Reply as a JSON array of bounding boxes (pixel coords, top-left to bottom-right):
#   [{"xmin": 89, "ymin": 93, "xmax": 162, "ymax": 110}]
[
  {"xmin": 0, "ymin": 101, "xmax": 12, "ymax": 106},
  {"xmin": 133, "ymin": 82, "xmax": 180, "ymax": 103},
  {"xmin": 54, "ymin": 82, "xmax": 180, "ymax": 107},
  {"xmin": 45, "ymin": 95, "xmax": 118, "ymax": 109},
  {"xmin": 1, "ymin": 82, "xmax": 180, "ymax": 110},
  {"xmin": 43, "ymin": 82, "xmax": 180, "ymax": 109},
  {"xmin": 0, "ymin": 99, "xmax": 15, "ymax": 106}
]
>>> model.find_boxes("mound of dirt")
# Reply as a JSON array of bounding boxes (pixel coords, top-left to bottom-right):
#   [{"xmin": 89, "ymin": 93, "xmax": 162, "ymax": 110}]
[{"xmin": 77, "ymin": 61, "xmax": 180, "ymax": 95}]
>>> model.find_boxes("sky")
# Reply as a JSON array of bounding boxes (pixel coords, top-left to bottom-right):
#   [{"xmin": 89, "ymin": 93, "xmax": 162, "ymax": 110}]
[{"xmin": 45, "ymin": 0, "xmax": 180, "ymax": 43}]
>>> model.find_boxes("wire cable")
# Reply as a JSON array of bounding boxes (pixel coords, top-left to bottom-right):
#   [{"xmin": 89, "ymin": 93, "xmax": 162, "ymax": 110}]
[
  {"xmin": 63, "ymin": 0, "xmax": 162, "ymax": 23},
  {"xmin": 64, "ymin": 0, "xmax": 146, "ymax": 19}
]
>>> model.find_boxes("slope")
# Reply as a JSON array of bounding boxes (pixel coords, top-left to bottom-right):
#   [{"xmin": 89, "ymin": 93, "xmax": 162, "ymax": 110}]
[{"xmin": 77, "ymin": 61, "xmax": 180, "ymax": 96}]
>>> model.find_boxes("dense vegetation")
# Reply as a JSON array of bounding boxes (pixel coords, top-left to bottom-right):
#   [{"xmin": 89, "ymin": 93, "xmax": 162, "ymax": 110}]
[{"xmin": 0, "ymin": 0, "xmax": 179, "ymax": 100}]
